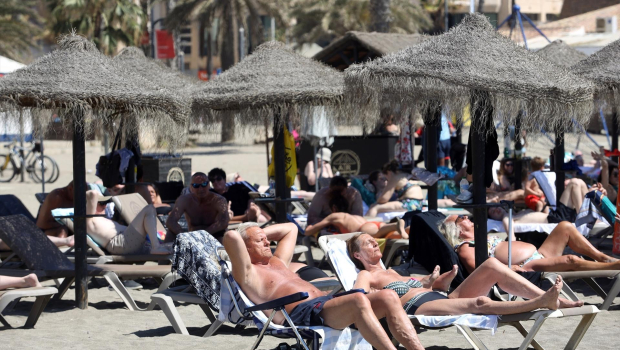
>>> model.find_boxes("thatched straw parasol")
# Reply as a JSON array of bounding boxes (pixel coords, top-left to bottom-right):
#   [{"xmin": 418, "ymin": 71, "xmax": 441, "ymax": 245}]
[
  {"xmin": 536, "ymin": 40, "xmax": 587, "ymax": 68},
  {"xmin": 345, "ymin": 14, "xmax": 595, "ymax": 268},
  {"xmin": 0, "ymin": 34, "xmax": 188, "ymax": 309},
  {"xmin": 345, "ymin": 14, "xmax": 594, "ymax": 135},
  {"xmin": 192, "ymin": 41, "xmax": 350, "ymax": 128},
  {"xmin": 193, "ymin": 41, "xmax": 347, "ymax": 224},
  {"xmin": 536, "ymin": 40, "xmax": 588, "ymax": 204},
  {"xmin": 572, "ymin": 38, "xmax": 620, "ymax": 160},
  {"xmin": 572, "ymin": 38, "xmax": 620, "ymax": 110}
]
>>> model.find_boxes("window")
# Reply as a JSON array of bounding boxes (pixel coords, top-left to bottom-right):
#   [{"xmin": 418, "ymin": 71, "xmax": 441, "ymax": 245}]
[{"xmin": 522, "ymin": 13, "xmax": 540, "ymax": 22}]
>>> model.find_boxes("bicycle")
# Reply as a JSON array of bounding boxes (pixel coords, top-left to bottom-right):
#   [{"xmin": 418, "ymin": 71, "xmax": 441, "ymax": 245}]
[{"xmin": 0, "ymin": 141, "xmax": 60, "ymax": 183}]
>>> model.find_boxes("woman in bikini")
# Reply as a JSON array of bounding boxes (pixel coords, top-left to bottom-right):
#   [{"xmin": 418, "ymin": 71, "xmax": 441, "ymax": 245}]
[
  {"xmin": 440, "ymin": 214, "xmax": 620, "ymax": 274},
  {"xmin": 366, "ymin": 160, "xmax": 425, "ymax": 217},
  {"xmin": 347, "ymin": 233, "xmax": 581, "ymax": 317}
]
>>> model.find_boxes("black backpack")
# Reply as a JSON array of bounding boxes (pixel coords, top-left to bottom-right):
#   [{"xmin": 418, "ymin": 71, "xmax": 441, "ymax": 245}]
[{"xmin": 97, "ymin": 128, "xmax": 123, "ymax": 188}]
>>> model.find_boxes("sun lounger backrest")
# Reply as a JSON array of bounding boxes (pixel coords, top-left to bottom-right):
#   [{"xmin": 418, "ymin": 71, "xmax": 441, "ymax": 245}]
[
  {"xmin": 0, "ymin": 195, "xmax": 35, "ymax": 222},
  {"xmin": 112, "ymin": 193, "xmax": 166, "ymax": 232},
  {"xmin": 0, "ymin": 215, "xmax": 74, "ymax": 270},
  {"xmin": 405, "ymin": 210, "xmax": 468, "ymax": 288}
]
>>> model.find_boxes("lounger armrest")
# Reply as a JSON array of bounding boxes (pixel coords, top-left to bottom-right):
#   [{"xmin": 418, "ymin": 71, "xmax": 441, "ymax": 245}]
[
  {"xmin": 246, "ymin": 292, "xmax": 309, "ymax": 312},
  {"xmin": 334, "ymin": 288, "xmax": 366, "ymax": 297}
]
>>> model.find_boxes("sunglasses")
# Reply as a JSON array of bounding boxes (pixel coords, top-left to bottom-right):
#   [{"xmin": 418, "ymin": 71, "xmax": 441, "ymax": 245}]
[
  {"xmin": 505, "ymin": 163, "xmax": 514, "ymax": 167},
  {"xmin": 455, "ymin": 215, "xmax": 467, "ymax": 224},
  {"xmin": 209, "ymin": 176, "xmax": 223, "ymax": 182},
  {"xmin": 191, "ymin": 182, "xmax": 209, "ymax": 189}
]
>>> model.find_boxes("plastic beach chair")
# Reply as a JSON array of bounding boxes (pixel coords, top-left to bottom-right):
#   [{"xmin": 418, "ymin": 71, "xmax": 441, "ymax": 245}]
[
  {"xmin": 319, "ymin": 235, "xmax": 600, "ymax": 350},
  {"xmin": 0, "ymin": 285, "xmax": 58, "ymax": 329},
  {"xmin": 0, "ymin": 215, "xmax": 177, "ymax": 311}
]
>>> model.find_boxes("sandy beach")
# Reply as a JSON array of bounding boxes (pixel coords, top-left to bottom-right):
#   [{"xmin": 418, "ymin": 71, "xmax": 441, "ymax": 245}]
[{"xmin": 2, "ymin": 127, "xmax": 620, "ymax": 349}]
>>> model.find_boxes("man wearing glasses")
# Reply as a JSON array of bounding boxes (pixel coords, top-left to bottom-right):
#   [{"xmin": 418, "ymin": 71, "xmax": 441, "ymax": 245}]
[{"xmin": 166, "ymin": 172, "xmax": 230, "ymax": 241}]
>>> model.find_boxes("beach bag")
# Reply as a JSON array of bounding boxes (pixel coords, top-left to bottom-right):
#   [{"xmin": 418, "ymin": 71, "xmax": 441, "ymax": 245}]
[{"xmin": 97, "ymin": 128, "xmax": 123, "ymax": 188}]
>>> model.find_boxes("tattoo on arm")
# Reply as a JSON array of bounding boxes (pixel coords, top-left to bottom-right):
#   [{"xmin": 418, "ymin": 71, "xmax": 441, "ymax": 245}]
[{"xmin": 208, "ymin": 197, "xmax": 230, "ymax": 233}]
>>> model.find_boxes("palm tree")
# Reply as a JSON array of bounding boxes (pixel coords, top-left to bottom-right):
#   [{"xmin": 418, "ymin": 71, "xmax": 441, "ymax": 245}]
[
  {"xmin": 46, "ymin": 0, "xmax": 145, "ymax": 55},
  {"xmin": 165, "ymin": 0, "xmax": 287, "ymax": 142},
  {"xmin": 290, "ymin": 0, "xmax": 431, "ymax": 46},
  {"xmin": 0, "ymin": 0, "xmax": 42, "ymax": 61},
  {"xmin": 369, "ymin": 0, "xmax": 391, "ymax": 33}
]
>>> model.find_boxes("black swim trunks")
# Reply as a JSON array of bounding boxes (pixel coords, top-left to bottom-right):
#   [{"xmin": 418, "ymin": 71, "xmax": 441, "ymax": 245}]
[{"xmin": 286, "ymin": 295, "xmax": 334, "ymax": 326}]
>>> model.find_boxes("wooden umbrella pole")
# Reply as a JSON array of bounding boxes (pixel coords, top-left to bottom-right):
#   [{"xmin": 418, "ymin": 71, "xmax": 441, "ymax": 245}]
[
  {"xmin": 425, "ymin": 102, "xmax": 441, "ymax": 211},
  {"xmin": 555, "ymin": 131, "xmax": 565, "ymax": 205},
  {"xmin": 273, "ymin": 109, "xmax": 290, "ymax": 223},
  {"xmin": 613, "ymin": 107, "xmax": 619, "ymax": 164},
  {"xmin": 72, "ymin": 110, "xmax": 88, "ymax": 309},
  {"xmin": 513, "ymin": 113, "xmax": 523, "ymax": 190},
  {"xmin": 470, "ymin": 91, "xmax": 491, "ymax": 268}
]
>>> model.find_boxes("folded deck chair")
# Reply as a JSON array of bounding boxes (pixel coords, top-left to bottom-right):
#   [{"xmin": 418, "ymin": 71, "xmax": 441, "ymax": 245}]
[
  {"xmin": 0, "ymin": 285, "xmax": 57, "ymax": 329},
  {"xmin": 320, "ymin": 235, "xmax": 599, "ymax": 350},
  {"xmin": 409, "ymin": 210, "xmax": 620, "ymax": 310},
  {"xmin": 0, "ymin": 195, "xmax": 35, "ymax": 222},
  {"xmin": 0, "ymin": 215, "xmax": 177, "ymax": 311},
  {"xmin": 151, "ymin": 231, "xmax": 340, "ymax": 336}
]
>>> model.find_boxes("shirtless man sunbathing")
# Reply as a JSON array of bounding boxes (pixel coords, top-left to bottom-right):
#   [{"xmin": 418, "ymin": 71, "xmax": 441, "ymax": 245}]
[
  {"xmin": 167, "ymin": 172, "xmax": 229, "ymax": 241},
  {"xmin": 36, "ymin": 181, "xmax": 74, "ymax": 237},
  {"xmin": 304, "ymin": 195, "xmax": 406, "ymax": 239},
  {"xmin": 223, "ymin": 222, "xmax": 425, "ymax": 350},
  {"xmin": 85, "ymin": 190, "xmax": 171, "ymax": 255}
]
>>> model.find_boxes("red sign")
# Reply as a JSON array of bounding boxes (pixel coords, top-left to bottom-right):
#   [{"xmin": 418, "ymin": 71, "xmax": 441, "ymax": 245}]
[
  {"xmin": 198, "ymin": 70, "xmax": 209, "ymax": 81},
  {"xmin": 156, "ymin": 30, "xmax": 175, "ymax": 59}
]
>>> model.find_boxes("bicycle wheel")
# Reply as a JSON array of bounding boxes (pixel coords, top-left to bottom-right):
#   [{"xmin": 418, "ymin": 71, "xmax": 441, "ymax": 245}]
[
  {"xmin": 30, "ymin": 155, "xmax": 59, "ymax": 183},
  {"xmin": 0, "ymin": 154, "xmax": 17, "ymax": 182}
]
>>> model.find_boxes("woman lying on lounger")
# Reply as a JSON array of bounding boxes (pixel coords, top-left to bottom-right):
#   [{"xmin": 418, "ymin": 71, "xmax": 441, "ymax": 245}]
[
  {"xmin": 347, "ymin": 233, "xmax": 582, "ymax": 316},
  {"xmin": 304, "ymin": 195, "xmax": 407, "ymax": 238},
  {"xmin": 440, "ymin": 214, "xmax": 620, "ymax": 274}
]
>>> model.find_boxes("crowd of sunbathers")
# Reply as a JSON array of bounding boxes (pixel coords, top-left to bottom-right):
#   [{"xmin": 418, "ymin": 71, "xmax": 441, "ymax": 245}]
[{"xmin": 3, "ymin": 141, "xmax": 620, "ymax": 350}]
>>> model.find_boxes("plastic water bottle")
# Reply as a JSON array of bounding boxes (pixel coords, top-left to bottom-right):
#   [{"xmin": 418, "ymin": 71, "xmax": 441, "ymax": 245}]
[
  {"xmin": 459, "ymin": 179, "xmax": 469, "ymax": 192},
  {"xmin": 268, "ymin": 178, "xmax": 276, "ymax": 196}
]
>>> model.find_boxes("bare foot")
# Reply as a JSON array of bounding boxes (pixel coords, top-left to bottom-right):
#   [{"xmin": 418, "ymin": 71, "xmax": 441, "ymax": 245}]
[
  {"xmin": 538, "ymin": 276, "xmax": 562, "ymax": 310},
  {"xmin": 432, "ymin": 265, "xmax": 458, "ymax": 292},
  {"xmin": 420, "ymin": 265, "xmax": 440, "ymax": 288},
  {"xmin": 24, "ymin": 273, "xmax": 42, "ymax": 288},
  {"xmin": 396, "ymin": 218, "xmax": 408, "ymax": 239},
  {"xmin": 559, "ymin": 297, "xmax": 583, "ymax": 308}
]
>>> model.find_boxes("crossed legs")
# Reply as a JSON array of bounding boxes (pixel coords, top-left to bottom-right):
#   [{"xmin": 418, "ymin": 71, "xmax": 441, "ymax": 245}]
[
  {"xmin": 450, "ymin": 257, "xmax": 582, "ymax": 308},
  {"xmin": 560, "ymin": 178, "xmax": 589, "ymax": 210},
  {"xmin": 524, "ymin": 221, "xmax": 620, "ymax": 271}
]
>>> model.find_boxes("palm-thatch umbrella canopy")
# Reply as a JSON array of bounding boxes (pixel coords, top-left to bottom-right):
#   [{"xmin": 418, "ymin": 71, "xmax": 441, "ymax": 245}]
[
  {"xmin": 193, "ymin": 41, "xmax": 348, "ymax": 224},
  {"xmin": 192, "ymin": 40, "xmax": 351, "ymax": 128},
  {"xmin": 345, "ymin": 13, "xmax": 594, "ymax": 135},
  {"xmin": 572, "ymin": 38, "xmax": 620, "ymax": 164},
  {"xmin": 536, "ymin": 40, "xmax": 588, "ymax": 204},
  {"xmin": 0, "ymin": 34, "xmax": 188, "ymax": 309},
  {"xmin": 345, "ymin": 13, "xmax": 595, "ymax": 268},
  {"xmin": 536, "ymin": 40, "xmax": 587, "ymax": 68}
]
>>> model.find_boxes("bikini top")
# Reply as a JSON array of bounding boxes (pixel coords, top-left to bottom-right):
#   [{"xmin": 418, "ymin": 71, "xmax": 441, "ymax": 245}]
[
  {"xmin": 383, "ymin": 279, "xmax": 423, "ymax": 298},
  {"xmin": 454, "ymin": 235, "xmax": 504, "ymax": 258},
  {"xmin": 395, "ymin": 182, "xmax": 414, "ymax": 198}
]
